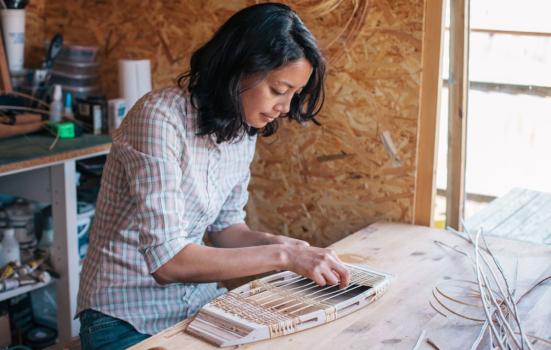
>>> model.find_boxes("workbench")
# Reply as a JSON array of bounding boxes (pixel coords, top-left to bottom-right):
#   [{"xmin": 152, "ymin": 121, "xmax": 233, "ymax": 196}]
[
  {"xmin": 0, "ymin": 133, "xmax": 111, "ymax": 343},
  {"xmin": 131, "ymin": 222, "xmax": 550, "ymax": 350}
]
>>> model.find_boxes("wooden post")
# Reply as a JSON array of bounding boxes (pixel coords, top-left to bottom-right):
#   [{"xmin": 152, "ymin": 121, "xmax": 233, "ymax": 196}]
[
  {"xmin": 51, "ymin": 161, "xmax": 81, "ymax": 341},
  {"xmin": 414, "ymin": 0, "xmax": 447, "ymax": 226},
  {"xmin": 0, "ymin": 30, "xmax": 12, "ymax": 92},
  {"xmin": 446, "ymin": 0, "xmax": 469, "ymax": 230}
]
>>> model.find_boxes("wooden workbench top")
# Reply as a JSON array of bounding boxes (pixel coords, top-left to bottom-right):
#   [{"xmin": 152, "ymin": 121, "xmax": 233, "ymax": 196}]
[
  {"xmin": 0, "ymin": 133, "xmax": 111, "ymax": 175},
  {"xmin": 131, "ymin": 222, "xmax": 551, "ymax": 350}
]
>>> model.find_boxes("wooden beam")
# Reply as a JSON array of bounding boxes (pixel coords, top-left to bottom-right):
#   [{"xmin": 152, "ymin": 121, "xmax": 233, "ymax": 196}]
[
  {"xmin": 446, "ymin": 80, "xmax": 551, "ymax": 98},
  {"xmin": 451, "ymin": 27, "xmax": 551, "ymax": 38},
  {"xmin": 446, "ymin": 0, "xmax": 470, "ymax": 230},
  {"xmin": 414, "ymin": 0, "xmax": 446, "ymax": 226}
]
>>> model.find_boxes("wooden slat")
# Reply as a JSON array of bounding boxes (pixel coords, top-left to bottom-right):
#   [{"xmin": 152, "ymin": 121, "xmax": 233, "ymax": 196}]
[
  {"xmin": 414, "ymin": 0, "xmax": 446, "ymax": 226},
  {"xmin": 446, "ymin": 0, "xmax": 470, "ymax": 230},
  {"xmin": 496, "ymin": 192, "xmax": 549, "ymax": 235},
  {"xmin": 518, "ymin": 195, "xmax": 551, "ymax": 244},
  {"xmin": 465, "ymin": 188, "xmax": 537, "ymax": 230},
  {"xmin": 466, "ymin": 188, "xmax": 551, "ymax": 244},
  {"xmin": 469, "ymin": 27, "xmax": 551, "ymax": 38}
]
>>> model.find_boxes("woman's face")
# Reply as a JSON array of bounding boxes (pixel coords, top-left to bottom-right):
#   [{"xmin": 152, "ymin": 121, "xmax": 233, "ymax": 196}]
[{"xmin": 240, "ymin": 58, "xmax": 313, "ymax": 128}]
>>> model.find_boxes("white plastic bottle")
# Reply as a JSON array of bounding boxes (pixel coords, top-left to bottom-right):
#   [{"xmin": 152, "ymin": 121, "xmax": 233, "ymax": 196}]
[
  {"xmin": 1, "ymin": 228, "xmax": 20, "ymax": 264},
  {"xmin": 50, "ymin": 84, "xmax": 63, "ymax": 122},
  {"xmin": 64, "ymin": 91, "xmax": 74, "ymax": 118}
]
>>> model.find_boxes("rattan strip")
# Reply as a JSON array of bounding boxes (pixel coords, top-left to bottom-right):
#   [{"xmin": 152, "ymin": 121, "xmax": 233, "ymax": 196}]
[
  {"xmin": 209, "ymin": 292, "xmax": 303, "ymax": 338},
  {"xmin": 210, "ymin": 292, "xmax": 295, "ymax": 325},
  {"xmin": 248, "ymin": 275, "xmax": 306, "ymax": 296},
  {"xmin": 250, "ymin": 268, "xmax": 384, "ymax": 302},
  {"xmin": 245, "ymin": 268, "xmax": 386, "ymax": 318}
]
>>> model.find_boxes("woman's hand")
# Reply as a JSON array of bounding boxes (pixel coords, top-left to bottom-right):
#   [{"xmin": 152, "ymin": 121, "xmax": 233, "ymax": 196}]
[{"xmin": 282, "ymin": 245, "xmax": 350, "ymax": 289}]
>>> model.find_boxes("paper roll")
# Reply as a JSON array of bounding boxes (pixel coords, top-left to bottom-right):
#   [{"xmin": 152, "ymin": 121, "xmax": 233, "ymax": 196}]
[
  {"xmin": 118, "ymin": 59, "xmax": 152, "ymax": 114},
  {"xmin": 1, "ymin": 9, "xmax": 26, "ymax": 72}
]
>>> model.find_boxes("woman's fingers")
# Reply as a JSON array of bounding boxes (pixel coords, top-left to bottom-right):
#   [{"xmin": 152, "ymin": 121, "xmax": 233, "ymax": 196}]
[
  {"xmin": 321, "ymin": 269, "xmax": 340, "ymax": 286},
  {"xmin": 315, "ymin": 252, "xmax": 350, "ymax": 288},
  {"xmin": 311, "ymin": 271, "xmax": 327, "ymax": 287},
  {"xmin": 332, "ymin": 264, "xmax": 350, "ymax": 289},
  {"xmin": 287, "ymin": 245, "xmax": 350, "ymax": 288},
  {"xmin": 326, "ymin": 249, "xmax": 350, "ymax": 288}
]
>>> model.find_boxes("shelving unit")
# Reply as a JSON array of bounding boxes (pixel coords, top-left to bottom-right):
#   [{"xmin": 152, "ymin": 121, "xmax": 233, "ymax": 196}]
[{"xmin": 0, "ymin": 133, "xmax": 111, "ymax": 342}]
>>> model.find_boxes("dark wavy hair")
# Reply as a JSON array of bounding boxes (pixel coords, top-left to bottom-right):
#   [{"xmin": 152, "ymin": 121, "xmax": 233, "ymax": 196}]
[{"xmin": 178, "ymin": 2, "xmax": 326, "ymax": 143}]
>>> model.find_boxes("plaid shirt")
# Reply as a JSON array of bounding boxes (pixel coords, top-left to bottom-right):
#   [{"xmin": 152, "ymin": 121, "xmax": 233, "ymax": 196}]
[{"xmin": 77, "ymin": 87, "xmax": 257, "ymax": 334}]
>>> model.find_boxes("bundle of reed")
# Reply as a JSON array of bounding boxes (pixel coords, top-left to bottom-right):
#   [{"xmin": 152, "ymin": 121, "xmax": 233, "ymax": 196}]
[
  {"xmin": 429, "ymin": 224, "xmax": 550, "ymax": 349},
  {"xmin": 258, "ymin": 0, "xmax": 369, "ymax": 64},
  {"xmin": 0, "ymin": 91, "xmax": 48, "ymax": 138}
]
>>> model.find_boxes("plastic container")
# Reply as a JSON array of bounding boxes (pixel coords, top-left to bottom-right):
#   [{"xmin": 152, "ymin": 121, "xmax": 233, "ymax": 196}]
[
  {"xmin": 64, "ymin": 91, "xmax": 74, "ymax": 118},
  {"xmin": 57, "ymin": 44, "xmax": 98, "ymax": 63},
  {"xmin": 50, "ymin": 70, "xmax": 98, "ymax": 87},
  {"xmin": 52, "ymin": 59, "xmax": 99, "ymax": 76},
  {"xmin": 60, "ymin": 84, "xmax": 99, "ymax": 100},
  {"xmin": 6, "ymin": 199, "xmax": 35, "ymax": 262},
  {"xmin": 31, "ymin": 283, "xmax": 57, "ymax": 330},
  {"xmin": 24, "ymin": 326, "xmax": 57, "ymax": 349},
  {"xmin": 1, "ymin": 228, "xmax": 20, "ymax": 264},
  {"xmin": 77, "ymin": 201, "xmax": 94, "ymax": 259},
  {"xmin": 77, "ymin": 202, "xmax": 94, "ymax": 238},
  {"xmin": 108, "ymin": 98, "xmax": 127, "ymax": 132},
  {"xmin": 6, "ymin": 198, "xmax": 34, "ymax": 233}
]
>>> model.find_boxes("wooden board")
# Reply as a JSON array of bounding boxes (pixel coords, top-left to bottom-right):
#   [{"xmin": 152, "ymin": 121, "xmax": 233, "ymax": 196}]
[
  {"xmin": 130, "ymin": 222, "xmax": 551, "ymax": 350},
  {"xmin": 466, "ymin": 187, "xmax": 551, "ymax": 245},
  {"xmin": 446, "ymin": 0, "xmax": 470, "ymax": 230},
  {"xmin": 0, "ymin": 134, "xmax": 111, "ymax": 175}
]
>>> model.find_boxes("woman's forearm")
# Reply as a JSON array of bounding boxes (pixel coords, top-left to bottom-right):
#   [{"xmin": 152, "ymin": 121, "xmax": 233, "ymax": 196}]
[
  {"xmin": 152, "ymin": 243, "xmax": 288, "ymax": 284},
  {"xmin": 153, "ymin": 231, "xmax": 351, "ymax": 289},
  {"xmin": 208, "ymin": 223, "xmax": 276, "ymax": 248}
]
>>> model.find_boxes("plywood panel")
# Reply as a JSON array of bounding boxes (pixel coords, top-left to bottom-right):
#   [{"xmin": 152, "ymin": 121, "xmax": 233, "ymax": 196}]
[
  {"xmin": 26, "ymin": 0, "xmax": 426, "ymax": 247},
  {"xmin": 24, "ymin": 0, "xmax": 46, "ymax": 68}
]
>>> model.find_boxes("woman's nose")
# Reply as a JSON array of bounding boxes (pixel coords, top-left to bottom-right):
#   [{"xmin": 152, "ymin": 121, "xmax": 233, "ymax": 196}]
[{"xmin": 274, "ymin": 102, "xmax": 290, "ymax": 115}]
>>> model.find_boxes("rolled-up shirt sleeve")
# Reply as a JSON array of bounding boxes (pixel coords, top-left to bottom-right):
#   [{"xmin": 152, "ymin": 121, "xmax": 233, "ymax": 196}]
[
  {"xmin": 208, "ymin": 170, "xmax": 251, "ymax": 233},
  {"xmin": 114, "ymin": 100, "xmax": 191, "ymax": 274}
]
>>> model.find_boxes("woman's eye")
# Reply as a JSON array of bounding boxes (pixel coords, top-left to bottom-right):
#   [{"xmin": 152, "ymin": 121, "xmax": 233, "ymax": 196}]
[{"xmin": 271, "ymin": 88, "xmax": 286, "ymax": 96}]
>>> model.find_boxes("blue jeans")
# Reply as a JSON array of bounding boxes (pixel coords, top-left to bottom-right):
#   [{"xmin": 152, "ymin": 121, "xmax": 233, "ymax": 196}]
[{"xmin": 79, "ymin": 309, "xmax": 151, "ymax": 350}]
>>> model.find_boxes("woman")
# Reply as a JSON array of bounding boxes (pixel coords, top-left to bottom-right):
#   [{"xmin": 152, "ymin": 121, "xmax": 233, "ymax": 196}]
[{"xmin": 77, "ymin": 3, "xmax": 349, "ymax": 349}]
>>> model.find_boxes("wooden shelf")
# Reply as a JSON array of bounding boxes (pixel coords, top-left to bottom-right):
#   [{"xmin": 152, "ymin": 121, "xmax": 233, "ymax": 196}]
[
  {"xmin": 0, "ymin": 278, "xmax": 55, "ymax": 302},
  {"xmin": 0, "ymin": 133, "xmax": 111, "ymax": 176}
]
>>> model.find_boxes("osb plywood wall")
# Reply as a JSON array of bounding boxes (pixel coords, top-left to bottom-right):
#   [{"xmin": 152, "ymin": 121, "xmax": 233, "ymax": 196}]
[{"xmin": 26, "ymin": 0, "xmax": 424, "ymax": 247}]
